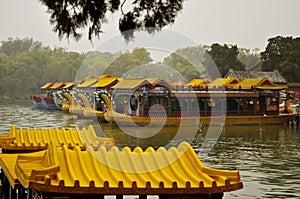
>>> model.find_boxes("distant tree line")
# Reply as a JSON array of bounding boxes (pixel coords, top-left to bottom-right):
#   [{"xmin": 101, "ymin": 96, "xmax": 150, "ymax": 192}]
[
  {"xmin": 0, "ymin": 36, "xmax": 299, "ymax": 98},
  {"xmin": 0, "ymin": 38, "xmax": 84, "ymax": 97}
]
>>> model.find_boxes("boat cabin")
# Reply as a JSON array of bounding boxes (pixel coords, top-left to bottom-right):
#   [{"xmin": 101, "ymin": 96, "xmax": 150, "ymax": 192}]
[{"xmin": 111, "ymin": 77, "xmax": 287, "ymax": 118}]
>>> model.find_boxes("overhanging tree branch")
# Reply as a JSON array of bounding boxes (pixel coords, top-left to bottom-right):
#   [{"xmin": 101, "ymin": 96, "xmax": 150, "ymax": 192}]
[{"xmin": 38, "ymin": 0, "xmax": 184, "ymax": 42}]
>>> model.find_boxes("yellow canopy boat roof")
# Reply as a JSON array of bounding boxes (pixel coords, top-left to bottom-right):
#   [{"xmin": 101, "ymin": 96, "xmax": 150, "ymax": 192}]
[
  {"xmin": 62, "ymin": 82, "xmax": 74, "ymax": 89},
  {"xmin": 112, "ymin": 77, "xmax": 151, "ymax": 91},
  {"xmin": 147, "ymin": 77, "xmax": 176, "ymax": 90},
  {"xmin": 0, "ymin": 141, "xmax": 243, "ymax": 194},
  {"xmin": 187, "ymin": 78, "xmax": 211, "ymax": 87},
  {"xmin": 0, "ymin": 124, "xmax": 114, "ymax": 151},
  {"xmin": 49, "ymin": 82, "xmax": 65, "ymax": 89},
  {"xmin": 90, "ymin": 76, "xmax": 120, "ymax": 88},
  {"xmin": 76, "ymin": 77, "xmax": 99, "ymax": 88},
  {"xmin": 232, "ymin": 77, "xmax": 287, "ymax": 90},
  {"xmin": 112, "ymin": 77, "xmax": 176, "ymax": 91},
  {"xmin": 208, "ymin": 78, "xmax": 240, "ymax": 88},
  {"xmin": 40, "ymin": 82, "xmax": 53, "ymax": 90}
]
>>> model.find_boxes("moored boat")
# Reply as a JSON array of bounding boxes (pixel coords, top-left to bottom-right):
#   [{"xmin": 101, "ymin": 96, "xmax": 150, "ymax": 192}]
[
  {"xmin": 53, "ymin": 92, "xmax": 70, "ymax": 111},
  {"xmin": 103, "ymin": 77, "xmax": 296, "ymax": 127},
  {"xmin": 30, "ymin": 82, "xmax": 67, "ymax": 109},
  {"xmin": 71, "ymin": 74, "xmax": 120, "ymax": 120},
  {"xmin": 63, "ymin": 92, "xmax": 84, "ymax": 115},
  {"xmin": 29, "ymin": 95, "xmax": 44, "ymax": 108},
  {"xmin": 78, "ymin": 93, "xmax": 106, "ymax": 121},
  {"xmin": 30, "ymin": 82, "xmax": 53, "ymax": 108},
  {"xmin": 40, "ymin": 96, "xmax": 57, "ymax": 109},
  {"xmin": 102, "ymin": 94, "xmax": 295, "ymax": 127},
  {"xmin": 53, "ymin": 82, "xmax": 74, "ymax": 110}
]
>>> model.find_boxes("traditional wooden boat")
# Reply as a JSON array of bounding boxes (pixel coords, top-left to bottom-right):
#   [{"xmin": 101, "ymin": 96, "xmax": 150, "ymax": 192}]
[
  {"xmin": 30, "ymin": 94, "xmax": 57, "ymax": 109},
  {"xmin": 52, "ymin": 82, "xmax": 74, "ymax": 110},
  {"xmin": 30, "ymin": 82, "xmax": 67, "ymax": 109},
  {"xmin": 40, "ymin": 96, "xmax": 57, "ymax": 109},
  {"xmin": 102, "ymin": 77, "xmax": 296, "ymax": 127},
  {"xmin": 102, "ymin": 94, "xmax": 295, "ymax": 127},
  {"xmin": 30, "ymin": 82, "xmax": 53, "ymax": 108},
  {"xmin": 63, "ymin": 92, "xmax": 84, "ymax": 115},
  {"xmin": 77, "ymin": 93, "xmax": 106, "ymax": 121},
  {"xmin": 53, "ymin": 92, "xmax": 70, "ymax": 111},
  {"xmin": 29, "ymin": 95, "xmax": 44, "ymax": 108},
  {"xmin": 72, "ymin": 75, "xmax": 120, "ymax": 120}
]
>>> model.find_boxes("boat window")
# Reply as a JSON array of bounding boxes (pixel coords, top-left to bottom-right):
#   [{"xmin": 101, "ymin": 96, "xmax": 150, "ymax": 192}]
[
  {"xmin": 266, "ymin": 97, "xmax": 277, "ymax": 106},
  {"xmin": 130, "ymin": 95, "xmax": 137, "ymax": 110},
  {"xmin": 270, "ymin": 97, "xmax": 277, "ymax": 105},
  {"xmin": 171, "ymin": 98, "xmax": 181, "ymax": 111}
]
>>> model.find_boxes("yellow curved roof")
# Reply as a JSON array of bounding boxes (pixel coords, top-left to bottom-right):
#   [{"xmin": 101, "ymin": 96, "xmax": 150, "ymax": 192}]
[
  {"xmin": 76, "ymin": 78, "xmax": 99, "ymax": 88},
  {"xmin": 187, "ymin": 78, "xmax": 211, "ymax": 87},
  {"xmin": 232, "ymin": 78, "xmax": 287, "ymax": 90},
  {"xmin": 208, "ymin": 78, "xmax": 240, "ymax": 88},
  {"xmin": 112, "ymin": 77, "xmax": 176, "ymax": 91},
  {"xmin": 0, "ymin": 142, "xmax": 243, "ymax": 194},
  {"xmin": 40, "ymin": 82, "xmax": 53, "ymax": 90},
  {"xmin": 148, "ymin": 77, "xmax": 176, "ymax": 90},
  {"xmin": 0, "ymin": 124, "xmax": 114, "ymax": 151},
  {"xmin": 112, "ymin": 78, "xmax": 150, "ymax": 90},
  {"xmin": 62, "ymin": 82, "xmax": 74, "ymax": 89},
  {"xmin": 49, "ymin": 82, "xmax": 65, "ymax": 89},
  {"xmin": 90, "ymin": 77, "xmax": 120, "ymax": 88}
]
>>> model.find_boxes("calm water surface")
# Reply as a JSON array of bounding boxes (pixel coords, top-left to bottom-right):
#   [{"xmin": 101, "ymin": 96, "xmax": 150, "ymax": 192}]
[{"xmin": 1, "ymin": 99, "xmax": 300, "ymax": 199}]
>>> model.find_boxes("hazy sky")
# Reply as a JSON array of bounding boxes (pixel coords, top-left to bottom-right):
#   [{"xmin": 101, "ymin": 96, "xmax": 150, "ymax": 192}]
[{"xmin": 1, "ymin": 0, "xmax": 300, "ymax": 53}]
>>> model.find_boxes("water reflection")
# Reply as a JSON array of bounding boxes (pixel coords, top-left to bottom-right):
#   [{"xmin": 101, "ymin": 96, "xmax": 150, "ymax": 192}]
[
  {"xmin": 206, "ymin": 125, "xmax": 300, "ymax": 198},
  {"xmin": 0, "ymin": 100, "xmax": 300, "ymax": 198},
  {"xmin": 95, "ymin": 124, "xmax": 199, "ymax": 150}
]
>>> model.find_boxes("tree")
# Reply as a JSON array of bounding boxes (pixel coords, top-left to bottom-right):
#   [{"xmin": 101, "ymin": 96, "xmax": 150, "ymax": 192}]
[
  {"xmin": 76, "ymin": 51, "xmax": 115, "ymax": 79},
  {"xmin": 0, "ymin": 38, "xmax": 87, "ymax": 96},
  {"xmin": 105, "ymin": 48, "xmax": 153, "ymax": 77},
  {"xmin": 0, "ymin": 37, "xmax": 43, "ymax": 56},
  {"xmin": 261, "ymin": 36, "xmax": 300, "ymax": 82},
  {"xmin": 38, "ymin": 0, "xmax": 184, "ymax": 41},
  {"xmin": 209, "ymin": 44, "xmax": 245, "ymax": 77},
  {"xmin": 162, "ymin": 48, "xmax": 204, "ymax": 81},
  {"xmin": 162, "ymin": 45, "xmax": 217, "ymax": 81},
  {"xmin": 237, "ymin": 48, "xmax": 261, "ymax": 70}
]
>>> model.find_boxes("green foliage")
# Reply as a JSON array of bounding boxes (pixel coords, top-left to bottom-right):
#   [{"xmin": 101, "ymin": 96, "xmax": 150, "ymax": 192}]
[
  {"xmin": 0, "ymin": 37, "xmax": 43, "ymax": 56},
  {"xmin": 0, "ymin": 38, "xmax": 155, "ymax": 97},
  {"xmin": 38, "ymin": 0, "xmax": 184, "ymax": 41},
  {"xmin": 209, "ymin": 44, "xmax": 245, "ymax": 77},
  {"xmin": 76, "ymin": 51, "xmax": 116, "ymax": 79},
  {"xmin": 76, "ymin": 48, "xmax": 153, "ymax": 79},
  {"xmin": 237, "ymin": 48, "xmax": 261, "ymax": 70},
  {"xmin": 162, "ymin": 44, "xmax": 248, "ymax": 80},
  {"xmin": 162, "ymin": 45, "xmax": 210, "ymax": 81},
  {"xmin": 0, "ymin": 38, "xmax": 84, "ymax": 97},
  {"xmin": 261, "ymin": 36, "xmax": 300, "ymax": 82},
  {"xmin": 105, "ymin": 48, "xmax": 153, "ymax": 77}
]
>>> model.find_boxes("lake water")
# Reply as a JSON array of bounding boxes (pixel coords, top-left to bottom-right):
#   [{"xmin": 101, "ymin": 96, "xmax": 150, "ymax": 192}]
[{"xmin": 1, "ymin": 99, "xmax": 300, "ymax": 199}]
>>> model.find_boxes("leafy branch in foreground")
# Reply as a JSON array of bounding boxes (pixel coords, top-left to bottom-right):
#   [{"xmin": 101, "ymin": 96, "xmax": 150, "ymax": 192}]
[{"xmin": 39, "ymin": 0, "xmax": 184, "ymax": 41}]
